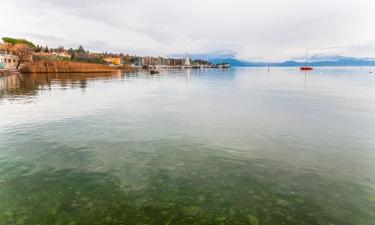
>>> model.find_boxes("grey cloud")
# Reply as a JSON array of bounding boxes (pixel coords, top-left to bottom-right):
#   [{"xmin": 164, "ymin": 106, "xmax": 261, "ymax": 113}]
[{"xmin": 2, "ymin": 0, "xmax": 375, "ymax": 60}]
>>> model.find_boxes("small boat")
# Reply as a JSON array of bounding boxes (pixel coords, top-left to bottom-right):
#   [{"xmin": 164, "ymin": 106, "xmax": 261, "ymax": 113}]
[
  {"xmin": 300, "ymin": 66, "xmax": 313, "ymax": 71},
  {"xmin": 300, "ymin": 50, "xmax": 313, "ymax": 71},
  {"xmin": 150, "ymin": 70, "xmax": 159, "ymax": 75}
]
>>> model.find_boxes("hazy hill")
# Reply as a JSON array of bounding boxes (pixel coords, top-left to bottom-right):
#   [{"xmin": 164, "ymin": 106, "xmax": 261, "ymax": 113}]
[{"xmin": 208, "ymin": 55, "xmax": 375, "ymax": 67}]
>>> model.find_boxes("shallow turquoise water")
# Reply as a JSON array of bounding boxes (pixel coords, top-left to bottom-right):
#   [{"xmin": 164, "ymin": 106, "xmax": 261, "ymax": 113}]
[{"xmin": 0, "ymin": 68, "xmax": 375, "ymax": 225}]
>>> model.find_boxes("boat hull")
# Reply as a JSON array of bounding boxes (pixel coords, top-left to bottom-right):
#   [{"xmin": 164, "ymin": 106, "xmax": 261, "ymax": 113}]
[
  {"xmin": 150, "ymin": 70, "xmax": 159, "ymax": 75},
  {"xmin": 300, "ymin": 66, "xmax": 313, "ymax": 71}
]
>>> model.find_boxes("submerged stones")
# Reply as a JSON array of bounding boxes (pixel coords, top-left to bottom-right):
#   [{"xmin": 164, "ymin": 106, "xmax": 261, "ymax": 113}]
[
  {"xmin": 1, "ymin": 145, "xmax": 375, "ymax": 225},
  {"xmin": 277, "ymin": 199, "xmax": 290, "ymax": 207},
  {"xmin": 198, "ymin": 195, "xmax": 206, "ymax": 202},
  {"xmin": 248, "ymin": 215, "xmax": 260, "ymax": 225},
  {"xmin": 182, "ymin": 206, "xmax": 201, "ymax": 217}
]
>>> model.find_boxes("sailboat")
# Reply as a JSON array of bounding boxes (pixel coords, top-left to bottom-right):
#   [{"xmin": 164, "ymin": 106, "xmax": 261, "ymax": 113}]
[
  {"xmin": 184, "ymin": 52, "xmax": 191, "ymax": 68},
  {"xmin": 300, "ymin": 50, "xmax": 313, "ymax": 71},
  {"xmin": 150, "ymin": 70, "xmax": 159, "ymax": 75}
]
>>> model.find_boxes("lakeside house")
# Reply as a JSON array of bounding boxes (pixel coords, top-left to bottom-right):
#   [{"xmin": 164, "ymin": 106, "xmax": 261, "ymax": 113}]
[
  {"xmin": 139, "ymin": 53, "xmax": 215, "ymax": 68},
  {"xmin": 53, "ymin": 51, "xmax": 71, "ymax": 59},
  {"xmin": 103, "ymin": 56, "xmax": 122, "ymax": 66},
  {"xmin": 141, "ymin": 56, "xmax": 184, "ymax": 67},
  {"xmin": 0, "ymin": 50, "xmax": 18, "ymax": 70},
  {"xmin": 33, "ymin": 51, "xmax": 71, "ymax": 61}
]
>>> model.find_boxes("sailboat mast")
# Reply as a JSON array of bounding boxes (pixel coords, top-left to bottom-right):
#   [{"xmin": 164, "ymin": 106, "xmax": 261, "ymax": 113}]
[{"xmin": 300, "ymin": 49, "xmax": 313, "ymax": 70}]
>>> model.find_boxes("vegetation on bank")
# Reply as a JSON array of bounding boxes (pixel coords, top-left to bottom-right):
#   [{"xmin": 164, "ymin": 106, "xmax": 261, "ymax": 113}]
[
  {"xmin": 2, "ymin": 37, "xmax": 36, "ymax": 48},
  {"xmin": 20, "ymin": 60, "xmax": 126, "ymax": 73},
  {"xmin": 1, "ymin": 37, "xmax": 138, "ymax": 73},
  {"xmin": 34, "ymin": 45, "xmax": 107, "ymax": 64}
]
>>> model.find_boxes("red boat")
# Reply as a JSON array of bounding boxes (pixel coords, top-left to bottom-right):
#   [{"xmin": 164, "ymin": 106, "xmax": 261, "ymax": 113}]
[
  {"xmin": 300, "ymin": 50, "xmax": 313, "ymax": 71},
  {"xmin": 300, "ymin": 66, "xmax": 313, "ymax": 71}
]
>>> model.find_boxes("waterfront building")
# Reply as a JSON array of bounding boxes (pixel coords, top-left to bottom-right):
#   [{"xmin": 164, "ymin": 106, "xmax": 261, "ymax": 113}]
[
  {"xmin": 33, "ymin": 52, "xmax": 71, "ymax": 61},
  {"xmin": 141, "ymin": 56, "xmax": 184, "ymax": 67},
  {"xmin": 0, "ymin": 50, "xmax": 19, "ymax": 70},
  {"xmin": 53, "ymin": 51, "xmax": 72, "ymax": 59},
  {"xmin": 139, "ymin": 53, "xmax": 211, "ymax": 68},
  {"xmin": 103, "ymin": 56, "xmax": 122, "ymax": 66}
]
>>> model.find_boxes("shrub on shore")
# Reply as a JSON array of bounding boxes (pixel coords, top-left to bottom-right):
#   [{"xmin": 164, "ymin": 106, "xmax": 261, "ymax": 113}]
[
  {"xmin": 2, "ymin": 37, "xmax": 36, "ymax": 48},
  {"xmin": 20, "ymin": 60, "xmax": 133, "ymax": 73}
]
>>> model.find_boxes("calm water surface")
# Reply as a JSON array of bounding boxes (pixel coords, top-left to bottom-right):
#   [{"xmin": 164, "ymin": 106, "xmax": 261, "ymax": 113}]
[{"xmin": 0, "ymin": 68, "xmax": 375, "ymax": 225}]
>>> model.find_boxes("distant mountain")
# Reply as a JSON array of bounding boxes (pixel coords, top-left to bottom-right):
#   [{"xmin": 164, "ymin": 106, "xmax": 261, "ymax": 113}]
[
  {"xmin": 170, "ymin": 53, "xmax": 237, "ymax": 61},
  {"xmin": 209, "ymin": 55, "xmax": 375, "ymax": 67},
  {"xmin": 208, "ymin": 58, "xmax": 260, "ymax": 67},
  {"xmin": 170, "ymin": 53, "xmax": 375, "ymax": 67},
  {"xmin": 309, "ymin": 55, "xmax": 357, "ymax": 62},
  {"xmin": 292, "ymin": 54, "xmax": 375, "ymax": 62}
]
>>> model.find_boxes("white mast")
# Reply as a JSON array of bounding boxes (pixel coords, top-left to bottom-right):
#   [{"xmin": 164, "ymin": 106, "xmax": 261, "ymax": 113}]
[{"xmin": 305, "ymin": 50, "xmax": 309, "ymax": 66}]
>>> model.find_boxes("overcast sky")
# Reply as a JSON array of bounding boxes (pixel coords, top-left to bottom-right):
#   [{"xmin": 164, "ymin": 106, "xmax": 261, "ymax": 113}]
[{"xmin": 1, "ymin": 0, "xmax": 375, "ymax": 60}]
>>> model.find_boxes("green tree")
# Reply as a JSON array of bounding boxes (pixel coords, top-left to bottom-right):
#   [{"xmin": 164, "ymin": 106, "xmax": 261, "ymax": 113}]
[
  {"xmin": 58, "ymin": 46, "xmax": 65, "ymax": 53},
  {"xmin": 11, "ymin": 44, "xmax": 34, "ymax": 69},
  {"xmin": 35, "ymin": 45, "xmax": 42, "ymax": 52},
  {"xmin": 78, "ymin": 45, "xmax": 85, "ymax": 53},
  {"xmin": 2, "ymin": 37, "xmax": 36, "ymax": 48}
]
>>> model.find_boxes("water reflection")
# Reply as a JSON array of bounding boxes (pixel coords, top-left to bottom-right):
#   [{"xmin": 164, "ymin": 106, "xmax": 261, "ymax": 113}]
[
  {"xmin": 185, "ymin": 68, "xmax": 191, "ymax": 83},
  {"xmin": 0, "ymin": 72, "xmax": 123, "ymax": 99}
]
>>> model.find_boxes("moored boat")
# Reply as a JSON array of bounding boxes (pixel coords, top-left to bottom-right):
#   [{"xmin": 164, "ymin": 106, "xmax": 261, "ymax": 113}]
[
  {"xmin": 300, "ymin": 50, "xmax": 313, "ymax": 71},
  {"xmin": 300, "ymin": 66, "xmax": 313, "ymax": 71}
]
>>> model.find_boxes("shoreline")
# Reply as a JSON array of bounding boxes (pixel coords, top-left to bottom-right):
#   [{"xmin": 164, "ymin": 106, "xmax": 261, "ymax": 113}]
[{"xmin": 0, "ymin": 69, "xmax": 20, "ymax": 76}]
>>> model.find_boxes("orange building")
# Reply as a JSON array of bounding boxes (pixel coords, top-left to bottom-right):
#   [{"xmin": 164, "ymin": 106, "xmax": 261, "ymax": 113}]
[{"xmin": 103, "ymin": 57, "xmax": 122, "ymax": 66}]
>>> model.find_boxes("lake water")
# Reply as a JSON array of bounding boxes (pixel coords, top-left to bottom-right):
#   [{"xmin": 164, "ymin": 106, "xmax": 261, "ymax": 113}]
[{"xmin": 0, "ymin": 68, "xmax": 375, "ymax": 225}]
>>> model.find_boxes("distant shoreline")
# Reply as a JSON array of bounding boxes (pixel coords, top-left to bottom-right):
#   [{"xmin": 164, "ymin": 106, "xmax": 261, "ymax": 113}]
[{"xmin": 2, "ymin": 65, "xmax": 373, "ymax": 77}]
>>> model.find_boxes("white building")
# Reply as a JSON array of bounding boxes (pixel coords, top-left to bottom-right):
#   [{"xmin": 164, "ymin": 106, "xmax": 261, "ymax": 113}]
[{"xmin": 0, "ymin": 50, "xmax": 18, "ymax": 70}]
